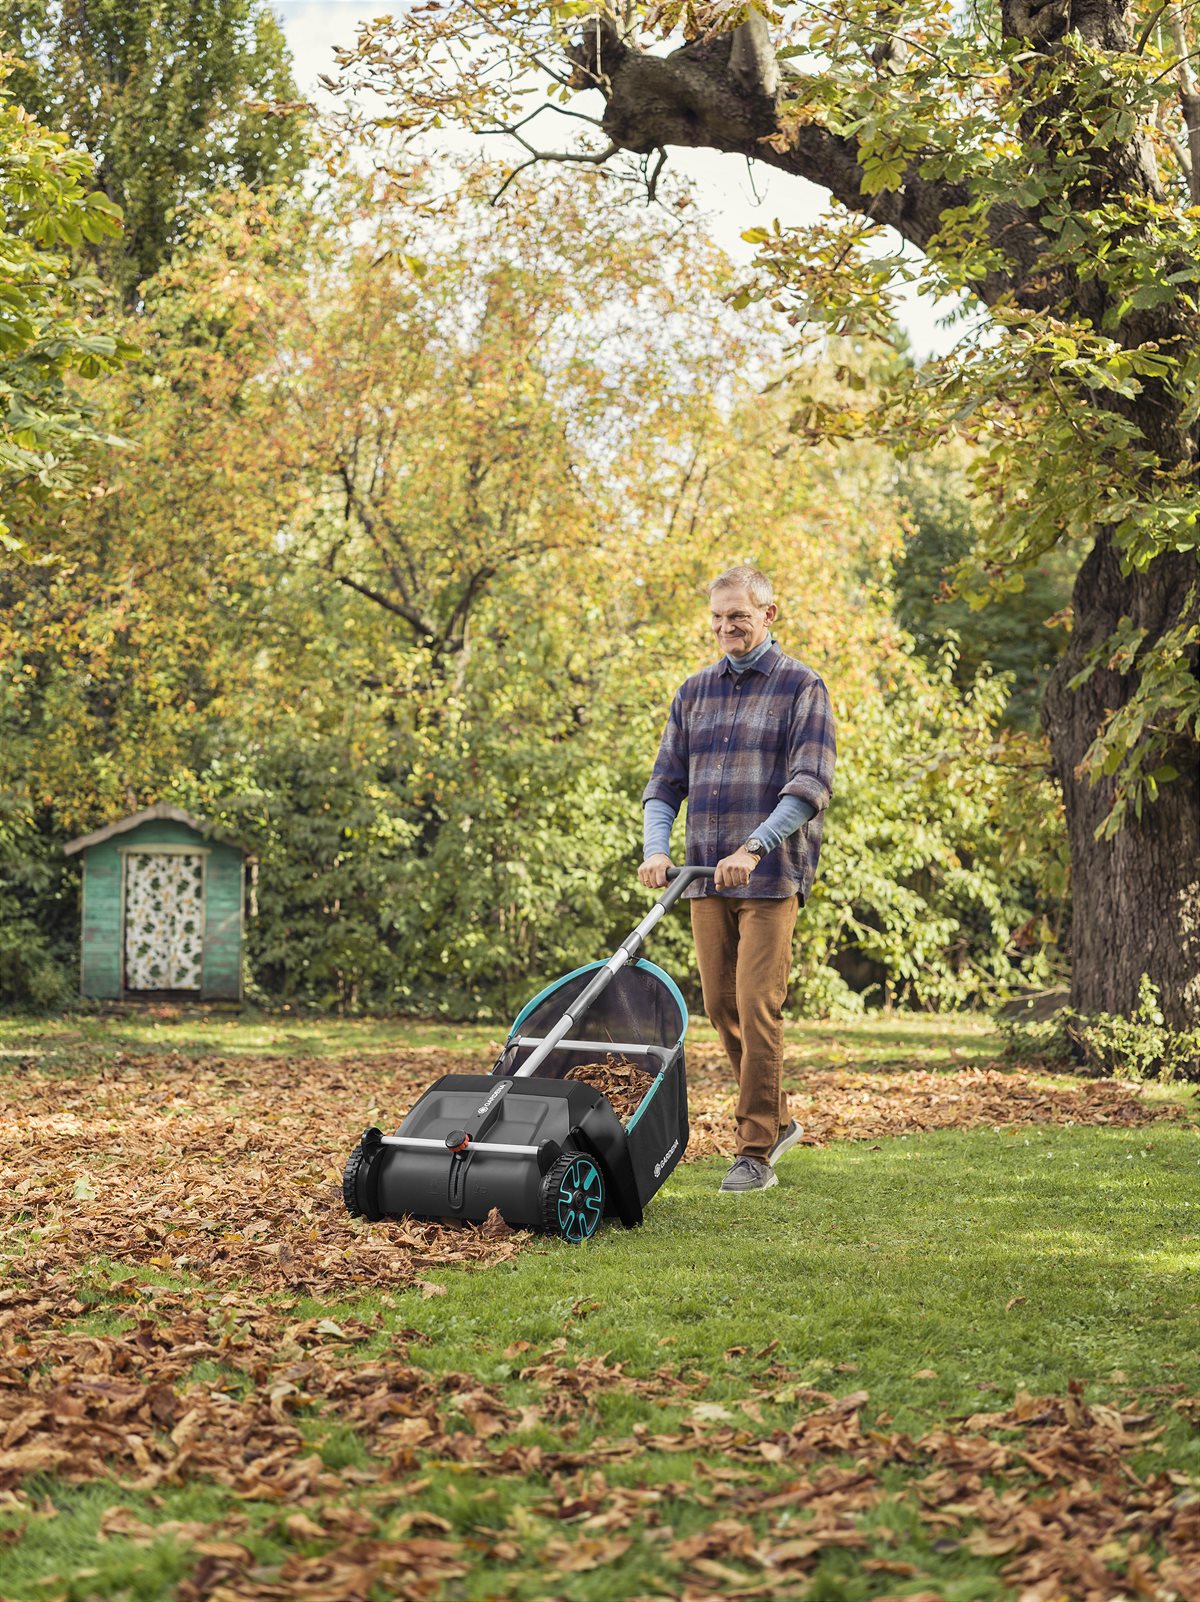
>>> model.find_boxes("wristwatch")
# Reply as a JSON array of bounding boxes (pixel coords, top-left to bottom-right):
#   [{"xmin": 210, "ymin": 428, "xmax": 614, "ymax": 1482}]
[{"xmin": 743, "ymin": 837, "xmax": 767, "ymax": 863}]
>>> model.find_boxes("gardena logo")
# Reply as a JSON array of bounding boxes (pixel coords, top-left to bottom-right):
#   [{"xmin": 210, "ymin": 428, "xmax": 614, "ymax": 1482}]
[
  {"xmin": 475, "ymin": 1083, "xmax": 509, "ymax": 1116},
  {"xmin": 653, "ymin": 1138, "xmax": 679, "ymax": 1178}
]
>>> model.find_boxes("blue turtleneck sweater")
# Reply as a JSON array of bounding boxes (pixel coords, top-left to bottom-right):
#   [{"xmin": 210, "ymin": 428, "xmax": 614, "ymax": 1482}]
[{"xmin": 642, "ymin": 635, "xmax": 817, "ymax": 863}]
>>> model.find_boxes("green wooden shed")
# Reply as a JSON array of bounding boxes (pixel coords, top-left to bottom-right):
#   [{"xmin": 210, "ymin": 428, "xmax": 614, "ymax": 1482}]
[{"xmin": 64, "ymin": 805, "xmax": 252, "ymax": 1002}]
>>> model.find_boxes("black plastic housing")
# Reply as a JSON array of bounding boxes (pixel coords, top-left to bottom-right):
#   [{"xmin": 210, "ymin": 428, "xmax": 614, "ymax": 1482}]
[{"xmin": 349, "ymin": 1073, "xmax": 647, "ymax": 1231}]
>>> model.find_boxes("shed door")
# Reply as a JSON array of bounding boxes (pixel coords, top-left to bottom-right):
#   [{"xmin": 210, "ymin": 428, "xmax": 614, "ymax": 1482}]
[{"xmin": 124, "ymin": 853, "xmax": 204, "ymax": 991}]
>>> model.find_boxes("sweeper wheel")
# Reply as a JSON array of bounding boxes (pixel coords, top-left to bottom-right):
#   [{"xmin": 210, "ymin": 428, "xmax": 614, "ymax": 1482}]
[
  {"xmin": 538, "ymin": 1150, "xmax": 605, "ymax": 1243},
  {"xmin": 342, "ymin": 1143, "xmax": 369, "ymax": 1218}
]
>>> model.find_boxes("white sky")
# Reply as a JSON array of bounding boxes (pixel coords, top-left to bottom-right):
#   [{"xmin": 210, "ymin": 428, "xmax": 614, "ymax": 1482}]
[{"xmin": 273, "ymin": 0, "xmax": 965, "ymax": 358}]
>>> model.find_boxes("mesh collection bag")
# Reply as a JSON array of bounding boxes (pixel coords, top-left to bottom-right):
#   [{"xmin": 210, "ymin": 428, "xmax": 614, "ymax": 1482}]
[{"xmin": 495, "ymin": 959, "xmax": 690, "ymax": 1207}]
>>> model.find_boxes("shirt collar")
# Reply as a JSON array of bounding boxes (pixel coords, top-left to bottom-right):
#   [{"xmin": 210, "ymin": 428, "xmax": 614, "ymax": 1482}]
[{"xmin": 718, "ymin": 638, "xmax": 781, "ymax": 678}]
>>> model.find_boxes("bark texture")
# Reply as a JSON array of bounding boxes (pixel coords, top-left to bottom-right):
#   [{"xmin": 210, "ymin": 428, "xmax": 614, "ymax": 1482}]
[
  {"xmin": 1044, "ymin": 539, "xmax": 1200, "ymax": 1030},
  {"xmin": 568, "ymin": 5, "xmax": 1200, "ymax": 1023}
]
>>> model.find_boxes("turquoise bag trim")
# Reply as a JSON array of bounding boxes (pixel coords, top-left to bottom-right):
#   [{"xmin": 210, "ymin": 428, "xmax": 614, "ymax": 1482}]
[
  {"xmin": 503, "ymin": 959, "xmax": 689, "ymax": 1046},
  {"xmin": 506, "ymin": 961, "xmax": 602, "ymax": 1039},
  {"xmin": 624, "ymin": 1070, "xmax": 666, "ymax": 1132}
]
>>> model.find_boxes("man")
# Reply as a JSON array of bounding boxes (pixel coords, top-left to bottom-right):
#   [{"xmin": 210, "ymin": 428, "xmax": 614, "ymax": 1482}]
[{"xmin": 638, "ymin": 565, "xmax": 836, "ymax": 1193}]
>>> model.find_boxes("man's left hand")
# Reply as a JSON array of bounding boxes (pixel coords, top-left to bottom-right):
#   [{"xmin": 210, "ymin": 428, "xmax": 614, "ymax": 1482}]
[{"xmin": 714, "ymin": 847, "xmax": 760, "ymax": 891}]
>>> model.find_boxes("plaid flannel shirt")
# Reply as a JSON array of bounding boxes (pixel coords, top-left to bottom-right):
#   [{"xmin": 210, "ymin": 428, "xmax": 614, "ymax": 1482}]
[{"xmin": 642, "ymin": 643, "xmax": 836, "ymax": 901}]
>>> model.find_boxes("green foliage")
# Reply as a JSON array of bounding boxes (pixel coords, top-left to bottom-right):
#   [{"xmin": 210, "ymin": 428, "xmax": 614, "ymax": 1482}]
[
  {"xmin": 0, "ymin": 169, "xmax": 1071, "ymax": 1018},
  {"xmin": 890, "ymin": 453, "xmax": 1075, "ymax": 729},
  {"xmin": 0, "ymin": 800, "xmax": 75, "ymax": 1009},
  {"xmin": 0, "ymin": 0, "xmax": 309, "ymax": 303},
  {"xmin": 202, "ymin": 741, "xmax": 418, "ymax": 1014},
  {"xmin": 797, "ymin": 645, "xmax": 1067, "ymax": 1015},
  {"xmin": 739, "ymin": 4, "xmax": 1200, "ymax": 830},
  {"xmin": 0, "ymin": 69, "xmax": 133, "ymax": 1009},
  {"xmin": 0, "ymin": 66, "xmax": 132, "ymax": 545},
  {"xmin": 312, "ymin": 0, "xmax": 1200, "ymax": 1027},
  {"xmin": 1065, "ymin": 588, "xmax": 1200, "ymax": 838},
  {"xmin": 1002, "ymin": 976, "xmax": 1200, "ymax": 1082}
]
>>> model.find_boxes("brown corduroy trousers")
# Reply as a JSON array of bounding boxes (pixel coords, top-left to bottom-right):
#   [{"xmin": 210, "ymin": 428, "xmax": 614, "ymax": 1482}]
[{"xmin": 690, "ymin": 894, "xmax": 799, "ymax": 1159}]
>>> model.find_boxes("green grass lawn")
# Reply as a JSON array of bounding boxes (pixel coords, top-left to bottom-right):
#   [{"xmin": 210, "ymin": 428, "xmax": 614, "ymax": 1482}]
[
  {"xmin": 1, "ymin": 1011, "xmax": 1196, "ymax": 1602},
  {"xmin": 348, "ymin": 1123, "xmax": 1200, "ymax": 1419},
  {"xmin": 0, "ymin": 1003, "xmax": 1003, "ymax": 1066}
]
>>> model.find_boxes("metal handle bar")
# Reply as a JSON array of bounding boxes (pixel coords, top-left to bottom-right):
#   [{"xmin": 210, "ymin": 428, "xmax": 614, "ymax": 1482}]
[
  {"xmin": 654, "ymin": 864, "xmax": 717, "ymax": 916},
  {"xmin": 663, "ymin": 864, "xmax": 716, "ymax": 892},
  {"xmin": 630, "ymin": 864, "xmax": 716, "ymax": 946}
]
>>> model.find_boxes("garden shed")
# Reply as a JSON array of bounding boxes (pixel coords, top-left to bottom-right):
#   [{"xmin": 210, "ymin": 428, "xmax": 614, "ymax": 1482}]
[{"xmin": 64, "ymin": 805, "xmax": 252, "ymax": 1002}]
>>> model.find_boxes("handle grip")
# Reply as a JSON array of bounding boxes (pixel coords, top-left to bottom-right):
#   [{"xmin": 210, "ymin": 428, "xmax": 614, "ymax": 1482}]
[{"xmin": 657, "ymin": 864, "xmax": 716, "ymax": 914}]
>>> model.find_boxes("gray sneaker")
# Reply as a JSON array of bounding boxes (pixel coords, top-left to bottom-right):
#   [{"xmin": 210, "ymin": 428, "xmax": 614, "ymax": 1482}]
[
  {"xmin": 767, "ymin": 1118, "xmax": 803, "ymax": 1166},
  {"xmin": 719, "ymin": 1155, "xmax": 778, "ymax": 1193}
]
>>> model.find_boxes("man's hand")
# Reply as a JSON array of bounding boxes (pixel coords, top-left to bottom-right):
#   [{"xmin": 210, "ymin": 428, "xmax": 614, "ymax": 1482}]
[
  {"xmin": 639, "ymin": 852, "xmax": 674, "ymax": 889},
  {"xmin": 714, "ymin": 847, "xmax": 760, "ymax": 891}
]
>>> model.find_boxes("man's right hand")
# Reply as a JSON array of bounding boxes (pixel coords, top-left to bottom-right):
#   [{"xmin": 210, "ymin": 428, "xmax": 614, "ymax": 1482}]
[{"xmin": 638, "ymin": 853, "xmax": 674, "ymax": 889}]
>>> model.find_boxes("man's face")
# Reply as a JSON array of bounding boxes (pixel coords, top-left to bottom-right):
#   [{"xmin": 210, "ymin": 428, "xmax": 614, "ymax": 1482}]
[{"xmin": 710, "ymin": 586, "xmax": 776, "ymax": 657}]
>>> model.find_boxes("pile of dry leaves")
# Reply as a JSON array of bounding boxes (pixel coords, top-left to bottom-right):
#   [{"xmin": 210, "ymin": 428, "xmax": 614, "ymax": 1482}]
[
  {"xmin": 683, "ymin": 1048, "xmax": 1189, "ymax": 1160},
  {"xmin": 564, "ymin": 1056, "xmax": 653, "ymax": 1123},
  {"xmin": 3, "ymin": 1050, "xmax": 526, "ymax": 1301}
]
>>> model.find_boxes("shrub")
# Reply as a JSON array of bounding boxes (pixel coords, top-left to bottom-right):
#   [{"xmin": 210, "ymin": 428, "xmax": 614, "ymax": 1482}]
[
  {"xmin": 0, "ymin": 803, "xmax": 76, "ymax": 1010},
  {"xmin": 1001, "ymin": 976, "xmax": 1200, "ymax": 1082}
]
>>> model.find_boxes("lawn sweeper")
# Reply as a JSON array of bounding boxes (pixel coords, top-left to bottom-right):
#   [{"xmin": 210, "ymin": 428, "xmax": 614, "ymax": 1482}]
[{"xmin": 341, "ymin": 866, "xmax": 713, "ymax": 1242}]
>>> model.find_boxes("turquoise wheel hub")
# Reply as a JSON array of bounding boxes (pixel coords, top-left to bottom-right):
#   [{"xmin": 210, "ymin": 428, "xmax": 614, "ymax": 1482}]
[{"xmin": 556, "ymin": 1155, "xmax": 603, "ymax": 1242}]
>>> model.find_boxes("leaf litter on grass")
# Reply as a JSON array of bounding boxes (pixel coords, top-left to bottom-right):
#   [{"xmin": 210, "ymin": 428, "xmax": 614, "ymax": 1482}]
[
  {"xmin": 3, "ymin": 1279, "xmax": 1198, "ymax": 1601},
  {"xmin": 2, "ymin": 1046, "xmax": 1186, "ymax": 1299},
  {"xmin": 1, "ymin": 1044, "xmax": 1197, "ymax": 1600}
]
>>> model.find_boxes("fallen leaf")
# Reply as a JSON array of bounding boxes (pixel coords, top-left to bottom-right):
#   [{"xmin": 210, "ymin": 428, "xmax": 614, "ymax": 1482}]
[
  {"xmin": 482, "ymin": 1207, "xmax": 516, "ymax": 1238},
  {"xmin": 282, "ymin": 1512, "xmax": 326, "ymax": 1540}
]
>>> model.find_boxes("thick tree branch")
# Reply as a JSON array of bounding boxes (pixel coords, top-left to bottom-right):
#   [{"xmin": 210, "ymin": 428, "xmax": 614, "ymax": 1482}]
[
  {"xmin": 330, "ymin": 570, "xmax": 438, "ymax": 641},
  {"xmin": 567, "ymin": 13, "xmax": 1047, "ymax": 311},
  {"xmin": 336, "ymin": 460, "xmax": 419, "ymax": 612},
  {"xmin": 728, "ymin": 8, "xmax": 778, "ymax": 97}
]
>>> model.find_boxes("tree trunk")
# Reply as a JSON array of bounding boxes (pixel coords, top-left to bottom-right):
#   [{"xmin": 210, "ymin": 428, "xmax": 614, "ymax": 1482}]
[{"xmin": 1044, "ymin": 538, "xmax": 1200, "ymax": 1030}]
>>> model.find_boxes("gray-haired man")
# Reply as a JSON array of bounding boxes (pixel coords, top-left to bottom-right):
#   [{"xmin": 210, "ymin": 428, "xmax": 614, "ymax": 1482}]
[{"xmin": 638, "ymin": 566, "xmax": 836, "ymax": 1192}]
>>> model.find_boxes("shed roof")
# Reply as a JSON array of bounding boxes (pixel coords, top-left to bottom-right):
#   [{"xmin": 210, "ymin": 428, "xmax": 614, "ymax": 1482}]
[{"xmin": 63, "ymin": 803, "xmax": 251, "ymax": 858}]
